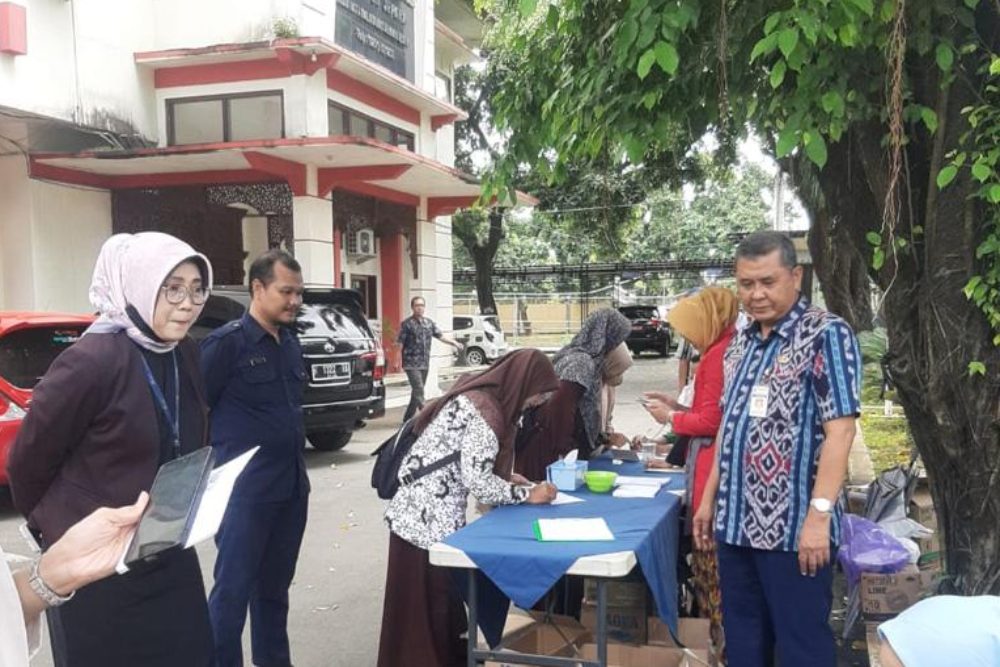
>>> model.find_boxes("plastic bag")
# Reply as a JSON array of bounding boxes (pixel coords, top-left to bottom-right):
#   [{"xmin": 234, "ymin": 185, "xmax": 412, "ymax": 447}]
[{"xmin": 838, "ymin": 514, "xmax": 911, "ymax": 589}]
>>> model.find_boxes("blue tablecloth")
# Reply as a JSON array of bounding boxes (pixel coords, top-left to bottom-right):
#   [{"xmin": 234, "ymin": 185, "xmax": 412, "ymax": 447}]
[{"xmin": 444, "ymin": 457, "xmax": 685, "ymax": 646}]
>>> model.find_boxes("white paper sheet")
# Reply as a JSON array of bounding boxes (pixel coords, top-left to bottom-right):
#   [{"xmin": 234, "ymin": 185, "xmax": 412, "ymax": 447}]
[
  {"xmin": 615, "ymin": 475, "xmax": 669, "ymax": 487},
  {"xmin": 184, "ymin": 446, "xmax": 260, "ymax": 547},
  {"xmin": 535, "ymin": 518, "xmax": 614, "ymax": 541},
  {"xmin": 644, "ymin": 466, "xmax": 682, "ymax": 474},
  {"xmin": 551, "ymin": 492, "xmax": 585, "ymax": 505},
  {"xmin": 613, "ymin": 485, "xmax": 660, "ymax": 499}
]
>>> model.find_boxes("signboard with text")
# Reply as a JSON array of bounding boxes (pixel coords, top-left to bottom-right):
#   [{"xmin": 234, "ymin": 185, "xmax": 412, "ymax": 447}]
[{"xmin": 335, "ymin": 0, "xmax": 415, "ymax": 81}]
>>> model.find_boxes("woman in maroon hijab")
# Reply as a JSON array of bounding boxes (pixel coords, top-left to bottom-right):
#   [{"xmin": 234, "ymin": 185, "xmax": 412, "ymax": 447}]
[{"xmin": 377, "ymin": 349, "xmax": 560, "ymax": 667}]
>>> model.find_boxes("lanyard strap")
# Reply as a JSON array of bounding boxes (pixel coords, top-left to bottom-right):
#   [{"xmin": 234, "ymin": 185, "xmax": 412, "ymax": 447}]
[{"xmin": 139, "ymin": 351, "xmax": 181, "ymax": 456}]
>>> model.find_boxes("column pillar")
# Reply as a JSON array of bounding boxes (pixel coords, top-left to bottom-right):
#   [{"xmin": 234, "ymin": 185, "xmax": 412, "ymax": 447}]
[
  {"xmin": 292, "ymin": 194, "xmax": 335, "ymax": 286},
  {"xmin": 380, "ymin": 232, "xmax": 405, "ymax": 373}
]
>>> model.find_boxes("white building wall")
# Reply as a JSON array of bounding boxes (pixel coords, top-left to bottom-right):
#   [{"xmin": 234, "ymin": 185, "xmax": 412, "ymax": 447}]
[
  {"xmin": 0, "ymin": 156, "xmax": 35, "ymax": 311},
  {"xmin": 0, "ymin": 157, "xmax": 109, "ymax": 312},
  {"xmin": 27, "ymin": 180, "xmax": 111, "ymax": 312}
]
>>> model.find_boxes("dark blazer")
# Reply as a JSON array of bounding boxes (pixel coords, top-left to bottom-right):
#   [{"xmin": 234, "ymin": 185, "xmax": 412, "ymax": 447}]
[{"xmin": 7, "ymin": 331, "xmax": 208, "ymax": 544}]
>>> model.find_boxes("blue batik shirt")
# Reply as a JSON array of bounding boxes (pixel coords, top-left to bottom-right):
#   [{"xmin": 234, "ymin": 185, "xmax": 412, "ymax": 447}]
[{"xmin": 715, "ymin": 297, "xmax": 861, "ymax": 551}]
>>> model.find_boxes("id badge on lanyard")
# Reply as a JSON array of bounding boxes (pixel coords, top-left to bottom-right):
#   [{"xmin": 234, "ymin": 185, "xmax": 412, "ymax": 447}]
[{"xmin": 749, "ymin": 367, "xmax": 773, "ymax": 418}]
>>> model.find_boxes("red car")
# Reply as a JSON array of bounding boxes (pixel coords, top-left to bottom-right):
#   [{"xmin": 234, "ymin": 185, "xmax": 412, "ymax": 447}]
[{"xmin": 0, "ymin": 312, "xmax": 94, "ymax": 486}]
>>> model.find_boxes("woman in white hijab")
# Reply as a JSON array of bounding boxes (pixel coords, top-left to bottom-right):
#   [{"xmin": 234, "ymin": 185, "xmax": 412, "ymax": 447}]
[{"xmin": 7, "ymin": 232, "xmax": 216, "ymax": 667}]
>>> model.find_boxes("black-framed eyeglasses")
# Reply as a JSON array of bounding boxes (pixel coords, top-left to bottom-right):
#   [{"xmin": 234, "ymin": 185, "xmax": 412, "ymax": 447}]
[{"xmin": 160, "ymin": 284, "xmax": 211, "ymax": 305}]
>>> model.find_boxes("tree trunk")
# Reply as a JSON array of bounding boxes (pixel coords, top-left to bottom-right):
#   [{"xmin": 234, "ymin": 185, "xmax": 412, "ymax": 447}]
[
  {"xmin": 453, "ymin": 208, "xmax": 505, "ymax": 316},
  {"xmin": 806, "ymin": 95, "xmax": 1000, "ymax": 593}
]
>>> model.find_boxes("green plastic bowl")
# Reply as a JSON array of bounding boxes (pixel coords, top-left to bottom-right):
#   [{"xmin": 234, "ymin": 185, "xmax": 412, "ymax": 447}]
[{"xmin": 584, "ymin": 471, "xmax": 618, "ymax": 493}]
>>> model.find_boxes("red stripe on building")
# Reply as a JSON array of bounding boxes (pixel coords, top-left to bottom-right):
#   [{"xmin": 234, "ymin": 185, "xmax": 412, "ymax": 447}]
[
  {"xmin": 154, "ymin": 58, "xmax": 291, "ymax": 88},
  {"xmin": 326, "ymin": 69, "xmax": 420, "ymax": 126},
  {"xmin": 334, "ymin": 181, "xmax": 419, "ymax": 207}
]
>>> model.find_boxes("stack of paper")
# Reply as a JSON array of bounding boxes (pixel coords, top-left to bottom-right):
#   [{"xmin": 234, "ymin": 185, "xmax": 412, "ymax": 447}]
[
  {"xmin": 616, "ymin": 475, "xmax": 669, "ymax": 487},
  {"xmin": 613, "ymin": 485, "xmax": 659, "ymax": 499},
  {"xmin": 533, "ymin": 518, "xmax": 614, "ymax": 541},
  {"xmin": 612, "ymin": 475, "xmax": 669, "ymax": 499}
]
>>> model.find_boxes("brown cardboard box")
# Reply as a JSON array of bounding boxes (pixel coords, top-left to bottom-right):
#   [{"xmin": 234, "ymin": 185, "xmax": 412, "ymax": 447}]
[
  {"xmin": 583, "ymin": 577, "xmax": 648, "ymax": 607},
  {"xmin": 579, "ymin": 643, "xmax": 711, "ymax": 666},
  {"xmin": 865, "ymin": 621, "xmax": 884, "ymax": 667},
  {"xmin": 647, "ymin": 617, "xmax": 711, "ymax": 650},
  {"xmin": 484, "ymin": 613, "xmax": 590, "ymax": 667},
  {"xmin": 860, "ymin": 567, "xmax": 934, "ymax": 621},
  {"xmin": 580, "ymin": 601, "xmax": 647, "ymax": 644},
  {"xmin": 908, "ymin": 489, "xmax": 937, "ymax": 530}
]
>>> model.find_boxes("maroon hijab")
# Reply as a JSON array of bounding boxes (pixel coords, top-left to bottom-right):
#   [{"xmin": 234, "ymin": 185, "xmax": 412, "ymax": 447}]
[{"xmin": 413, "ymin": 349, "xmax": 559, "ymax": 474}]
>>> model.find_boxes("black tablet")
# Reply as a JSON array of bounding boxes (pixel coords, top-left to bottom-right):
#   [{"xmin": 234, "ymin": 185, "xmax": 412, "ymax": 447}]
[{"xmin": 124, "ymin": 447, "xmax": 214, "ymax": 564}]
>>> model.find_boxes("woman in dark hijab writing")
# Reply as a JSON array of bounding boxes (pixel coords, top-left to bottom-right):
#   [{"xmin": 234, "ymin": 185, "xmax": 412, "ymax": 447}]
[{"xmin": 515, "ymin": 308, "xmax": 632, "ymax": 480}]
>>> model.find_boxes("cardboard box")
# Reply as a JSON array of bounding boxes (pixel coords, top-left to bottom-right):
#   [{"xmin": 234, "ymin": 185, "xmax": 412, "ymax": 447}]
[
  {"xmin": 647, "ymin": 617, "xmax": 711, "ymax": 650},
  {"xmin": 908, "ymin": 489, "xmax": 937, "ymax": 530},
  {"xmin": 865, "ymin": 621, "xmax": 884, "ymax": 667},
  {"xmin": 484, "ymin": 613, "xmax": 590, "ymax": 666},
  {"xmin": 583, "ymin": 577, "xmax": 649, "ymax": 608},
  {"xmin": 580, "ymin": 601, "xmax": 648, "ymax": 644},
  {"xmin": 579, "ymin": 643, "xmax": 711, "ymax": 667},
  {"xmin": 860, "ymin": 567, "xmax": 934, "ymax": 621}
]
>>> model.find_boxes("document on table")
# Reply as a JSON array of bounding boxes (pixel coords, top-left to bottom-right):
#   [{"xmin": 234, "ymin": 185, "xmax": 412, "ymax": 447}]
[
  {"xmin": 551, "ymin": 492, "xmax": 585, "ymax": 505},
  {"xmin": 533, "ymin": 518, "xmax": 614, "ymax": 542},
  {"xmin": 184, "ymin": 447, "xmax": 259, "ymax": 547},
  {"xmin": 616, "ymin": 475, "xmax": 669, "ymax": 487},
  {"xmin": 613, "ymin": 485, "xmax": 660, "ymax": 499}
]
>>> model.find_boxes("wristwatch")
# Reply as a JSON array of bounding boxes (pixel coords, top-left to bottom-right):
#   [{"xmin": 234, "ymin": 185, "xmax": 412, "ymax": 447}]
[
  {"xmin": 809, "ymin": 497, "xmax": 834, "ymax": 514},
  {"xmin": 28, "ymin": 559, "xmax": 75, "ymax": 607}
]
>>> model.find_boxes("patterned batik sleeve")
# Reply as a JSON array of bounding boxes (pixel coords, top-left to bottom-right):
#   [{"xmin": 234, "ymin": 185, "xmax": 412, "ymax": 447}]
[
  {"xmin": 458, "ymin": 403, "xmax": 528, "ymax": 505},
  {"xmin": 811, "ymin": 320, "xmax": 863, "ymax": 422},
  {"xmin": 431, "ymin": 318, "xmax": 443, "ymax": 338}
]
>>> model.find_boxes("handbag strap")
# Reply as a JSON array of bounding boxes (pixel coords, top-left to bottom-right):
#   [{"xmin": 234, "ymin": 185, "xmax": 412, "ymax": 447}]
[{"xmin": 399, "ymin": 451, "xmax": 461, "ymax": 487}]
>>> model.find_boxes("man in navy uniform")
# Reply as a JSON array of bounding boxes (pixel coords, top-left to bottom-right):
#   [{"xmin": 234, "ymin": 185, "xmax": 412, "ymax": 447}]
[{"xmin": 201, "ymin": 249, "xmax": 309, "ymax": 667}]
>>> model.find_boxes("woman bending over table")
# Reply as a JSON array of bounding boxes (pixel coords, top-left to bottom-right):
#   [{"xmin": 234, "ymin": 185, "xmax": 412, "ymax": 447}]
[{"xmin": 377, "ymin": 349, "xmax": 560, "ymax": 667}]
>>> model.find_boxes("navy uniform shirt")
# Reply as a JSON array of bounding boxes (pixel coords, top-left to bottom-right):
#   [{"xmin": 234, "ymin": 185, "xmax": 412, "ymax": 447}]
[{"xmin": 201, "ymin": 312, "xmax": 310, "ymax": 501}]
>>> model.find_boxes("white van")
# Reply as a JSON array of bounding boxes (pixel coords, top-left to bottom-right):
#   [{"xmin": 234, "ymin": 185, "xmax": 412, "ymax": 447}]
[{"xmin": 453, "ymin": 314, "xmax": 509, "ymax": 366}]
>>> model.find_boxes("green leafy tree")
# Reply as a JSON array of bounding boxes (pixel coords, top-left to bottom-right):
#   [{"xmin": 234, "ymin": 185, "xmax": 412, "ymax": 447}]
[
  {"xmin": 628, "ymin": 162, "xmax": 775, "ymax": 262},
  {"xmin": 483, "ymin": 0, "xmax": 1000, "ymax": 592}
]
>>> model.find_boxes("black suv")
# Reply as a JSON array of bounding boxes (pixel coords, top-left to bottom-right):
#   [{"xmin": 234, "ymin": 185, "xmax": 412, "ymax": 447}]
[
  {"xmin": 618, "ymin": 305, "xmax": 673, "ymax": 357},
  {"xmin": 191, "ymin": 288, "xmax": 386, "ymax": 451}
]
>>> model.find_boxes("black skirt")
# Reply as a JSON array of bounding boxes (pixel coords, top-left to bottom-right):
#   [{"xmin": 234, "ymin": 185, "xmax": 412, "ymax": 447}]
[{"xmin": 48, "ymin": 547, "xmax": 213, "ymax": 667}]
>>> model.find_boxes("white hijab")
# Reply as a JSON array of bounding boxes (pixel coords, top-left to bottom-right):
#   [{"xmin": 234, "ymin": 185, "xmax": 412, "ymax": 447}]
[{"xmin": 85, "ymin": 232, "xmax": 213, "ymax": 352}]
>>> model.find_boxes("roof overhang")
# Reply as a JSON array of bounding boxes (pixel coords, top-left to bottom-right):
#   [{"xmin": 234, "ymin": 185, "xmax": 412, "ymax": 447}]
[
  {"xmin": 135, "ymin": 37, "xmax": 467, "ymax": 126},
  {"xmin": 29, "ymin": 136, "xmax": 536, "ymax": 214}
]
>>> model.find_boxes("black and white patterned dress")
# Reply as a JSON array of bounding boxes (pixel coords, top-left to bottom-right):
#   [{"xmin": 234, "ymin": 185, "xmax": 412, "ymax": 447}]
[{"xmin": 385, "ymin": 395, "xmax": 529, "ymax": 549}]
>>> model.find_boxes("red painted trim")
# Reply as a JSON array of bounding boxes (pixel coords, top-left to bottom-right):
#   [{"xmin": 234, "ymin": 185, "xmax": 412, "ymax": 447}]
[
  {"xmin": 154, "ymin": 58, "xmax": 290, "ymax": 88},
  {"xmin": 32, "ymin": 136, "xmax": 474, "ymax": 184},
  {"xmin": 380, "ymin": 233, "xmax": 404, "ymax": 373},
  {"xmin": 427, "ymin": 195, "xmax": 479, "ymax": 218},
  {"xmin": 243, "ymin": 151, "xmax": 307, "ymax": 196},
  {"xmin": 0, "ymin": 2, "xmax": 27, "ymax": 56},
  {"xmin": 30, "ymin": 159, "xmax": 283, "ymax": 190},
  {"xmin": 333, "ymin": 225, "xmax": 342, "ymax": 288},
  {"xmin": 431, "ymin": 114, "xmax": 460, "ymax": 131},
  {"xmin": 317, "ymin": 164, "xmax": 411, "ymax": 197},
  {"xmin": 274, "ymin": 47, "xmax": 339, "ymax": 76},
  {"xmin": 327, "ymin": 69, "xmax": 420, "ymax": 126},
  {"xmin": 29, "ymin": 160, "xmax": 111, "ymax": 189},
  {"xmin": 334, "ymin": 181, "xmax": 419, "ymax": 207}
]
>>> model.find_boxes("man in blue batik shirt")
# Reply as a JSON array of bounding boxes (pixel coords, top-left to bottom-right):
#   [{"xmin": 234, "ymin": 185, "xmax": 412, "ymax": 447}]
[
  {"xmin": 201, "ymin": 250, "xmax": 309, "ymax": 667},
  {"xmin": 693, "ymin": 232, "xmax": 861, "ymax": 667}
]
